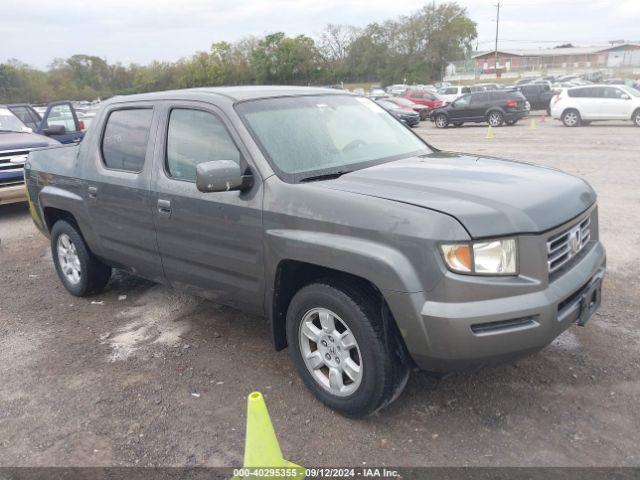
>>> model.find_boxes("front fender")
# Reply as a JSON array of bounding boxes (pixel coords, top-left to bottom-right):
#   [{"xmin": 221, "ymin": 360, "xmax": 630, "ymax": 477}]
[{"xmin": 265, "ymin": 229, "xmax": 423, "ymax": 294}]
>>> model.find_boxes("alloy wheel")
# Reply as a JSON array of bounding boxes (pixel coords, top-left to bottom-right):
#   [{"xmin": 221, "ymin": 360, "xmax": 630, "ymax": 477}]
[
  {"xmin": 298, "ymin": 307, "xmax": 363, "ymax": 397},
  {"xmin": 57, "ymin": 233, "xmax": 82, "ymax": 285},
  {"xmin": 564, "ymin": 112, "xmax": 578, "ymax": 126},
  {"xmin": 489, "ymin": 112, "xmax": 502, "ymax": 126}
]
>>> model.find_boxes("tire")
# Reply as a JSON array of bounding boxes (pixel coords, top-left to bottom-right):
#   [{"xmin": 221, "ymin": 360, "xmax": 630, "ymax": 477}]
[
  {"xmin": 562, "ymin": 109, "xmax": 581, "ymax": 127},
  {"xmin": 286, "ymin": 281, "xmax": 409, "ymax": 417},
  {"xmin": 487, "ymin": 111, "xmax": 504, "ymax": 127},
  {"xmin": 51, "ymin": 220, "xmax": 112, "ymax": 296},
  {"xmin": 505, "ymin": 120, "xmax": 518, "ymax": 126},
  {"xmin": 633, "ymin": 110, "xmax": 640, "ymax": 127},
  {"xmin": 453, "ymin": 122, "xmax": 463, "ymax": 127},
  {"xmin": 434, "ymin": 113, "xmax": 449, "ymax": 128}
]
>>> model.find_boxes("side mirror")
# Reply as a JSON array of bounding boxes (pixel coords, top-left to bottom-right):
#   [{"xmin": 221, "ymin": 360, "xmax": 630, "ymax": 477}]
[
  {"xmin": 620, "ymin": 94, "xmax": 631, "ymax": 100},
  {"xmin": 43, "ymin": 124, "xmax": 66, "ymax": 136},
  {"xmin": 196, "ymin": 160, "xmax": 251, "ymax": 193}
]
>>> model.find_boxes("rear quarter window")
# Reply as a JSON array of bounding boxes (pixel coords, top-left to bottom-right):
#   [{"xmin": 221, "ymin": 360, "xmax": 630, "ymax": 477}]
[{"xmin": 101, "ymin": 108, "xmax": 153, "ymax": 172}]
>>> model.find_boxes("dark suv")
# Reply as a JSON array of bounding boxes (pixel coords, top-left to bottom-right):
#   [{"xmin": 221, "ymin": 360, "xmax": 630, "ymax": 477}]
[
  {"xmin": 430, "ymin": 90, "xmax": 529, "ymax": 128},
  {"xmin": 517, "ymin": 83, "xmax": 554, "ymax": 112}
]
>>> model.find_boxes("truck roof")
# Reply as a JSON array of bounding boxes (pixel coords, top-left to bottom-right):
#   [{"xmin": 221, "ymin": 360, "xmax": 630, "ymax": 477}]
[{"xmin": 109, "ymin": 86, "xmax": 348, "ymax": 104}]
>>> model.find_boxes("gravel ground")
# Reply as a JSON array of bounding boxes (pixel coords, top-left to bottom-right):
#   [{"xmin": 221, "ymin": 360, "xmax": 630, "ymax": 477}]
[{"xmin": 0, "ymin": 116, "xmax": 639, "ymax": 468}]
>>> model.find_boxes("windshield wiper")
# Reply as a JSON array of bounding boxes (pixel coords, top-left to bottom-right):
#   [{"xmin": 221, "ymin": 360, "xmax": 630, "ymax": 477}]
[{"xmin": 299, "ymin": 170, "xmax": 352, "ymax": 183}]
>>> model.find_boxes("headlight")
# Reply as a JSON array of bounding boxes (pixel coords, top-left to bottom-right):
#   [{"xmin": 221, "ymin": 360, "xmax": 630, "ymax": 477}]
[{"xmin": 440, "ymin": 238, "xmax": 517, "ymax": 275}]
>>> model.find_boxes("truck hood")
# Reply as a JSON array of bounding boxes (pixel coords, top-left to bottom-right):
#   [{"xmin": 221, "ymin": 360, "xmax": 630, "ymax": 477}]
[
  {"xmin": 321, "ymin": 152, "xmax": 596, "ymax": 238},
  {"xmin": 0, "ymin": 131, "xmax": 60, "ymax": 150}
]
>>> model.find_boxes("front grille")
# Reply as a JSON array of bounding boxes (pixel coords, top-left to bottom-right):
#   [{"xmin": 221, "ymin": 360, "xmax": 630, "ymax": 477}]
[
  {"xmin": 547, "ymin": 215, "xmax": 591, "ymax": 274},
  {"xmin": 0, "ymin": 149, "xmax": 30, "ymax": 185}
]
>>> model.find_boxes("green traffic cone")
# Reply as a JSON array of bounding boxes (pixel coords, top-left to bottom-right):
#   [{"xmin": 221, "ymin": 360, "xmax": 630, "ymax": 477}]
[{"xmin": 233, "ymin": 392, "xmax": 305, "ymax": 480}]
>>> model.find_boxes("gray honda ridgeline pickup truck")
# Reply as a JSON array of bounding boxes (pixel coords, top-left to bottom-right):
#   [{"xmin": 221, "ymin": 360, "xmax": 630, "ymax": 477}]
[{"xmin": 25, "ymin": 86, "xmax": 606, "ymax": 417}]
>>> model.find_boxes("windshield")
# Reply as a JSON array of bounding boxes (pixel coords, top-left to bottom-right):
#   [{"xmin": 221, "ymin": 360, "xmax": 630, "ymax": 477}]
[
  {"xmin": 0, "ymin": 108, "xmax": 30, "ymax": 133},
  {"xmin": 237, "ymin": 95, "xmax": 431, "ymax": 181}
]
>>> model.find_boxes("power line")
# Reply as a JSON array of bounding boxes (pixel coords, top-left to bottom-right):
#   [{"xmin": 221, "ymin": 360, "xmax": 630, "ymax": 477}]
[{"xmin": 494, "ymin": 2, "xmax": 501, "ymax": 72}]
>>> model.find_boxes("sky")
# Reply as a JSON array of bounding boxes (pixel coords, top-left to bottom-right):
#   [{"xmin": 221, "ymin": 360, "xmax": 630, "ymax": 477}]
[{"xmin": 2, "ymin": 0, "xmax": 639, "ymax": 69}]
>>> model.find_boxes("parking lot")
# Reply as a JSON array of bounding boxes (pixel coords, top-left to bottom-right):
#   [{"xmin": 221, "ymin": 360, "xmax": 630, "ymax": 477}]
[{"xmin": 1, "ymin": 116, "xmax": 639, "ymax": 467}]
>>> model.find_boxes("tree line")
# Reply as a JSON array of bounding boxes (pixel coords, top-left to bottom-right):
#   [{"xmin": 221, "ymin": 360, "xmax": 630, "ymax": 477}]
[{"xmin": 0, "ymin": 2, "xmax": 476, "ymax": 103}]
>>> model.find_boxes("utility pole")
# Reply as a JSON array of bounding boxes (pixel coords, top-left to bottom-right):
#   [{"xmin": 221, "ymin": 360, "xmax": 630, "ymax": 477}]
[{"xmin": 494, "ymin": 2, "xmax": 501, "ymax": 76}]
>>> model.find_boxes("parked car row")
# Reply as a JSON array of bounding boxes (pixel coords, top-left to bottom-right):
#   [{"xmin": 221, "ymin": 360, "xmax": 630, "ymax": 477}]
[{"xmin": 0, "ymin": 101, "xmax": 85, "ymax": 205}]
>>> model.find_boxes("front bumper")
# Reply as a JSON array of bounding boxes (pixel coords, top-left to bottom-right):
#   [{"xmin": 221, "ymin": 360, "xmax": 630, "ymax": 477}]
[
  {"xmin": 0, "ymin": 183, "xmax": 26, "ymax": 205},
  {"xmin": 385, "ymin": 241, "xmax": 606, "ymax": 372},
  {"xmin": 400, "ymin": 116, "xmax": 420, "ymax": 127}
]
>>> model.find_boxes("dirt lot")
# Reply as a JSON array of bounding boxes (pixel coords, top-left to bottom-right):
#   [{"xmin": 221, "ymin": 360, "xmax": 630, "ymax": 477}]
[{"xmin": 1, "ymin": 116, "xmax": 639, "ymax": 468}]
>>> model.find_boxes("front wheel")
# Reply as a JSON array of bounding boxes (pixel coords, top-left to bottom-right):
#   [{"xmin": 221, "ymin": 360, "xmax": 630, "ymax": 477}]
[
  {"xmin": 633, "ymin": 110, "xmax": 640, "ymax": 127},
  {"xmin": 51, "ymin": 220, "xmax": 112, "ymax": 296},
  {"xmin": 434, "ymin": 114, "xmax": 449, "ymax": 128},
  {"xmin": 286, "ymin": 281, "xmax": 409, "ymax": 417},
  {"xmin": 487, "ymin": 111, "xmax": 504, "ymax": 127}
]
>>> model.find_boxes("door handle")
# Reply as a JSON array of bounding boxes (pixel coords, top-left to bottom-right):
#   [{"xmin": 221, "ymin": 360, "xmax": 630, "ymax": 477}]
[
  {"xmin": 157, "ymin": 199, "xmax": 172, "ymax": 216},
  {"xmin": 87, "ymin": 186, "xmax": 98, "ymax": 198}
]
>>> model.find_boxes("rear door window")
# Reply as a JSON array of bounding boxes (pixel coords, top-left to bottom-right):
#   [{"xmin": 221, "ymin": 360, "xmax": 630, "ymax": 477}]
[
  {"xmin": 568, "ymin": 88, "xmax": 587, "ymax": 98},
  {"xmin": 470, "ymin": 93, "xmax": 489, "ymax": 105},
  {"xmin": 101, "ymin": 108, "xmax": 153, "ymax": 172}
]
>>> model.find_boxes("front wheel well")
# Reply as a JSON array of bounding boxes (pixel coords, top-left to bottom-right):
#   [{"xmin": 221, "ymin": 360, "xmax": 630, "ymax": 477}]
[{"xmin": 271, "ymin": 260, "xmax": 408, "ymax": 361}]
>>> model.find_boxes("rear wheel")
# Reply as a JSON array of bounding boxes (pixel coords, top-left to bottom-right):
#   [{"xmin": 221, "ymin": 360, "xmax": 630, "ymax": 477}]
[
  {"xmin": 633, "ymin": 110, "xmax": 640, "ymax": 127},
  {"xmin": 487, "ymin": 111, "xmax": 504, "ymax": 127},
  {"xmin": 286, "ymin": 281, "xmax": 409, "ymax": 417},
  {"xmin": 434, "ymin": 114, "xmax": 449, "ymax": 128},
  {"xmin": 562, "ymin": 109, "xmax": 581, "ymax": 127},
  {"xmin": 51, "ymin": 220, "xmax": 112, "ymax": 296}
]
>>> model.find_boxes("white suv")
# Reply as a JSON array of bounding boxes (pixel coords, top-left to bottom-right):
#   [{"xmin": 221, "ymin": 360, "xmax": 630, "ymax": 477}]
[
  {"xmin": 438, "ymin": 85, "xmax": 472, "ymax": 104},
  {"xmin": 550, "ymin": 84, "xmax": 640, "ymax": 127}
]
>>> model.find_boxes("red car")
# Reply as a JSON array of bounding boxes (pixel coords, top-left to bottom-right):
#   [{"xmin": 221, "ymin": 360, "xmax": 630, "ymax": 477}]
[
  {"xmin": 384, "ymin": 97, "xmax": 429, "ymax": 120},
  {"xmin": 402, "ymin": 89, "xmax": 444, "ymax": 110}
]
